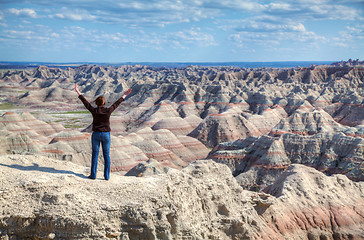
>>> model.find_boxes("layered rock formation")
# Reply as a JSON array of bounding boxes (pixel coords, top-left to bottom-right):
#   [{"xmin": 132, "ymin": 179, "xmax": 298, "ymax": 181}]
[
  {"xmin": 0, "ymin": 155, "xmax": 363, "ymax": 239},
  {"xmin": 209, "ymin": 132, "xmax": 363, "ymax": 190},
  {"xmin": 0, "ymin": 62, "xmax": 362, "ymax": 175},
  {"xmin": 1, "ymin": 61, "xmax": 363, "ymax": 134},
  {"xmin": 270, "ymin": 108, "xmax": 363, "ymax": 137},
  {"xmin": 208, "ymin": 91, "xmax": 363, "ymax": 189},
  {"xmin": 262, "ymin": 164, "xmax": 364, "ymax": 239},
  {"xmin": 0, "ymin": 112, "xmax": 209, "ymax": 174},
  {"xmin": 1, "ymin": 61, "xmax": 363, "ymax": 176}
]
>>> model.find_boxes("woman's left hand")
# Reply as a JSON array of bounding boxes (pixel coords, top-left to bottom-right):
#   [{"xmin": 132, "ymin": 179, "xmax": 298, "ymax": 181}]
[{"xmin": 75, "ymin": 83, "xmax": 81, "ymax": 95}]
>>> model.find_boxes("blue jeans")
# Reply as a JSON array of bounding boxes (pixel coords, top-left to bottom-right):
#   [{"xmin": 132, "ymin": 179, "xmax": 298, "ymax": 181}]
[{"xmin": 90, "ymin": 131, "xmax": 111, "ymax": 180}]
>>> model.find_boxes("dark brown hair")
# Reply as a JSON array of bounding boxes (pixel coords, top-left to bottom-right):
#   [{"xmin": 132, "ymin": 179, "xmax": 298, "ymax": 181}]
[{"xmin": 95, "ymin": 96, "xmax": 105, "ymax": 106}]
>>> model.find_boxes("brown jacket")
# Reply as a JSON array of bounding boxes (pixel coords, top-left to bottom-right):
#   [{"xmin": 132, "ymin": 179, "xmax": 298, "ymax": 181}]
[{"xmin": 78, "ymin": 95, "xmax": 124, "ymax": 132}]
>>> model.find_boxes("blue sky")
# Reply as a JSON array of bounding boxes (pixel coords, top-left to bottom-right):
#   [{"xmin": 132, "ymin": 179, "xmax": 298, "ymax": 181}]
[{"xmin": 0, "ymin": 0, "xmax": 363, "ymax": 62}]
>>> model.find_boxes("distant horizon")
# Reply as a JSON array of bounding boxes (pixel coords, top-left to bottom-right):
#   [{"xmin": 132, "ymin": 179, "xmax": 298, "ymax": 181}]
[
  {"xmin": 0, "ymin": 60, "xmax": 342, "ymax": 69},
  {"xmin": 0, "ymin": 60, "xmax": 343, "ymax": 64}
]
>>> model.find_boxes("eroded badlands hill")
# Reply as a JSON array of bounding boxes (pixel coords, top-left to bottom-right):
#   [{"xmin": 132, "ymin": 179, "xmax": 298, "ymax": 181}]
[
  {"xmin": 0, "ymin": 112, "xmax": 208, "ymax": 174},
  {"xmin": 0, "ymin": 154, "xmax": 363, "ymax": 239},
  {"xmin": 1, "ymin": 61, "xmax": 362, "ymax": 177},
  {"xmin": 1, "ymin": 61, "xmax": 363, "ymax": 133}
]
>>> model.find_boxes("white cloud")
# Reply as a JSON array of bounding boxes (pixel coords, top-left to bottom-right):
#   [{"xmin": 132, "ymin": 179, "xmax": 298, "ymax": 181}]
[
  {"xmin": 54, "ymin": 13, "xmax": 65, "ymax": 19},
  {"xmin": 38, "ymin": 25, "xmax": 217, "ymax": 51},
  {"xmin": 235, "ymin": 21, "xmax": 307, "ymax": 33},
  {"xmin": 228, "ymin": 26, "xmax": 325, "ymax": 48},
  {"xmin": 0, "ymin": 23, "xmax": 64, "ymax": 49},
  {"xmin": 332, "ymin": 24, "xmax": 364, "ymax": 48},
  {"xmin": 44, "ymin": 2, "xmax": 205, "ymax": 26},
  {"xmin": 99, "ymin": 2, "xmax": 209, "ymax": 25},
  {"xmin": 171, "ymin": 28, "xmax": 216, "ymax": 46},
  {"xmin": 4, "ymin": 0, "xmax": 362, "ymax": 30},
  {"xmin": 346, "ymin": 25, "xmax": 364, "ymax": 36},
  {"xmin": 6, "ymin": 30, "xmax": 33, "ymax": 38},
  {"xmin": 113, "ymin": 28, "xmax": 218, "ymax": 50},
  {"xmin": 8, "ymin": 8, "xmax": 38, "ymax": 18},
  {"xmin": 199, "ymin": 0, "xmax": 265, "ymax": 12},
  {"xmin": 51, "ymin": 32, "xmax": 59, "ymax": 38},
  {"xmin": 221, "ymin": 15, "xmax": 309, "ymax": 34},
  {"xmin": 4, "ymin": 29, "xmax": 50, "ymax": 41},
  {"xmin": 118, "ymin": 1, "xmax": 186, "ymax": 11},
  {"xmin": 308, "ymin": 4, "xmax": 362, "ymax": 20},
  {"xmin": 228, "ymin": 32, "xmax": 280, "ymax": 47},
  {"xmin": 218, "ymin": 1, "xmax": 265, "ymax": 11},
  {"xmin": 0, "ymin": 10, "xmax": 6, "ymax": 27},
  {"xmin": 3, "ymin": 0, "xmax": 363, "ymax": 26},
  {"xmin": 1, "ymin": 0, "xmax": 362, "ymax": 59},
  {"xmin": 265, "ymin": 2, "xmax": 299, "ymax": 12},
  {"xmin": 50, "ymin": 8, "xmax": 96, "ymax": 21},
  {"xmin": 48, "ymin": 26, "xmax": 133, "ymax": 49},
  {"xmin": 37, "ymin": 1, "xmax": 212, "ymax": 25},
  {"xmin": 291, "ymin": 23, "xmax": 306, "ymax": 31},
  {"xmin": 333, "ymin": 42, "xmax": 349, "ymax": 47},
  {"xmin": 261, "ymin": 1, "xmax": 363, "ymax": 21}
]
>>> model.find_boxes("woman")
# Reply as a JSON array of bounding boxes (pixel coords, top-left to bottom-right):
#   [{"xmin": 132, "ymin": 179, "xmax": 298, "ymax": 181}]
[{"xmin": 75, "ymin": 83, "xmax": 132, "ymax": 180}]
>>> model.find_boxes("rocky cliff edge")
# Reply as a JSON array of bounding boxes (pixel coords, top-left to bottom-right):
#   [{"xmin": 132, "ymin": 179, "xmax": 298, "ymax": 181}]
[{"xmin": 0, "ymin": 154, "xmax": 363, "ymax": 240}]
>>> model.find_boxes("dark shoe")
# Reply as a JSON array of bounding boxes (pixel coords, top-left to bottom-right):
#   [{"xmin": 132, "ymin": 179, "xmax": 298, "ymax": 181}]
[
  {"xmin": 104, "ymin": 178, "xmax": 109, "ymax": 181},
  {"xmin": 88, "ymin": 176, "xmax": 96, "ymax": 180}
]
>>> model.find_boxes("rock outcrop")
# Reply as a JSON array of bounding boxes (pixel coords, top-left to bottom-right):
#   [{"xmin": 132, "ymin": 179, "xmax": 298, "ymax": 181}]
[
  {"xmin": 270, "ymin": 108, "xmax": 363, "ymax": 137},
  {"xmin": 125, "ymin": 158, "xmax": 171, "ymax": 177},
  {"xmin": 188, "ymin": 111, "xmax": 262, "ymax": 148},
  {"xmin": 209, "ymin": 132, "xmax": 364, "ymax": 189},
  {"xmin": 0, "ymin": 154, "xmax": 363, "ymax": 239},
  {"xmin": 262, "ymin": 164, "xmax": 364, "ymax": 239}
]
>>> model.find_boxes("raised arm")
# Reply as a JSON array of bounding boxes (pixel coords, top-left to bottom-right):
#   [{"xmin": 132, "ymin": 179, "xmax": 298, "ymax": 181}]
[
  {"xmin": 75, "ymin": 83, "xmax": 93, "ymax": 112},
  {"xmin": 109, "ymin": 88, "xmax": 132, "ymax": 113}
]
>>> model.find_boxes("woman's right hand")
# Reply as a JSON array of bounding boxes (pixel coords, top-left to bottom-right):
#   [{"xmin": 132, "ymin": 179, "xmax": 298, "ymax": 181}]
[{"xmin": 122, "ymin": 88, "xmax": 132, "ymax": 99}]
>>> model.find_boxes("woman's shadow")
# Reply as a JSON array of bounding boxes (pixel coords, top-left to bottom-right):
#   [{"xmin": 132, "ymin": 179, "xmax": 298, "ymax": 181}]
[{"xmin": 0, "ymin": 162, "xmax": 88, "ymax": 179}]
